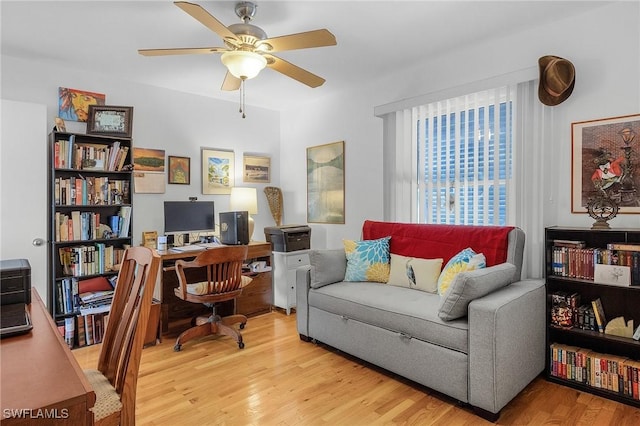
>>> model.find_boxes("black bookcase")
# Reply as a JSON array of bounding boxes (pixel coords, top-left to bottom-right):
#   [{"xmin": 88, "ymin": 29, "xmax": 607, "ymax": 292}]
[
  {"xmin": 47, "ymin": 131, "xmax": 133, "ymax": 347},
  {"xmin": 545, "ymin": 226, "xmax": 640, "ymax": 407}
]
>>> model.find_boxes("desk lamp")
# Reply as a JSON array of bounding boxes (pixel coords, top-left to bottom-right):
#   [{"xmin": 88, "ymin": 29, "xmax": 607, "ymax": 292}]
[{"xmin": 230, "ymin": 187, "xmax": 258, "ymax": 240}]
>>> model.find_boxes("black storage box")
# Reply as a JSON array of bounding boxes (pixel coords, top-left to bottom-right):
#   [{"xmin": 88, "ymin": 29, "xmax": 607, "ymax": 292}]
[
  {"xmin": 0, "ymin": 259, "xmax": 31, "ymax": 305},
  {"xmin": 264, "ymin": 225, "xmax": 311, "ymax": 252}
]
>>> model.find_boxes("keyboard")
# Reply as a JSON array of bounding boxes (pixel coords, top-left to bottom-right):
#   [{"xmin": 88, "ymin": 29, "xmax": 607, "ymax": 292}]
[{"xmin": 171, "ymin": 244, "xmax": 205, "ymax": 252}]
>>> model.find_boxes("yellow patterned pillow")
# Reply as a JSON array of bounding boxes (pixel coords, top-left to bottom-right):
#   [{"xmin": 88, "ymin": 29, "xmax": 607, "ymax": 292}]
[
  {"xmin": 437, "ymin": 248, "xmax": 486, "ymax": 296},
  {"xmin": 343, "ymin": 237, "xmax": 391, "ymax": 282}
]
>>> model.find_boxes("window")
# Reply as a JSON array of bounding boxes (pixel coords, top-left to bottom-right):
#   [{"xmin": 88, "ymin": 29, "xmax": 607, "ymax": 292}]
[{"xmin": 417, "ymin": 86, "xmax": 514, "ymax": 225}]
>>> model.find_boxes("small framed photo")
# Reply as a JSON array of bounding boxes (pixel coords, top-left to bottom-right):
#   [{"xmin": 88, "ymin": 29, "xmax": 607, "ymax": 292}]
[
  {"xmin": 168, "ymin": 156, "xmax": 191, "ymax": 185},
  {"xmin": 243, "ymin": 154, "xmax": 271, "ymax": 183},
  {"xmin": 87, "ymin": 105, "xmax": 134, "ymax": 138}
]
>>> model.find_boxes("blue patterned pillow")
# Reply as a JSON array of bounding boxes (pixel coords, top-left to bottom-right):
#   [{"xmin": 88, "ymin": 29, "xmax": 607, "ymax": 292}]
[
  {"xmin": 343, "ymin": 236, "xmax": 391, "ymax": 282},
  {"xmin": 437, "ymin": 247, "xmax": 486, "ymax": 296}
]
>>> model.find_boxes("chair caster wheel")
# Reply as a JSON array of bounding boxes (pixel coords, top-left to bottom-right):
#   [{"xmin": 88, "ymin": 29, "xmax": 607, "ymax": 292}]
[
  {"xmin": 174, "ymin": 344, "xmax": 181, "ymax": 352},
  {"xmin": 238, "ymin": 341, "xmax": 245, "ymax": 349},
  {"xmin": 240, "ymin": 322, "xmax": 246, "ymax": 330}
]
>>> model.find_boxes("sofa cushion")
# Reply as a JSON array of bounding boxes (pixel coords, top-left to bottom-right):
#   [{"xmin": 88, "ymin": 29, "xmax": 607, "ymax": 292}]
[
  {"xmin": 308, "ymin": 282, "xmax": 469, "ymax": 354},
  {"xmin": 388, "ymin": 254, "xmax": 442, "ymax": 293},
  {"xmin": 437, "ymin": 248, "xmax": 486, "ymax": 296},
  {"xmin": 310, "ymin": 249, "xmax": 347, "ymax": 289},
  {"xmin": 438, "ymin": 263, "xmax": 517, "ymax": 321},
  {"xmin": 343, "ymin": 236, "xmax": 391, "ymax": 283}
]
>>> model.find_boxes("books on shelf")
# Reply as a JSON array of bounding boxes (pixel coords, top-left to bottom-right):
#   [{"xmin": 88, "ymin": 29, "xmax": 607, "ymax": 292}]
[
  {"xmin": 53, "ymin": 136, "xmax": 129, "ymax": 171},
  {"xmin": 549, "ymin": 342, "xmax": 640, "ymax": 400},
  {"xmin": 551, "ymin": 244, "xmax": 640, "ymax": 285},
  {"xmin": 54, "ymin": 176, "xmax": 129, "ymax": 206},
  {"xmin": 58, "ymin": 244, "xmax": 124, "ymax": 277}
]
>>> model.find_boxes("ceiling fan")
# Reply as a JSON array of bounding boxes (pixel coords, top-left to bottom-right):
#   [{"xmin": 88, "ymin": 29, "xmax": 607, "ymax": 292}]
[{"xmin": 139, "ymin": 1, "xmax": 337, "ymax": 94}]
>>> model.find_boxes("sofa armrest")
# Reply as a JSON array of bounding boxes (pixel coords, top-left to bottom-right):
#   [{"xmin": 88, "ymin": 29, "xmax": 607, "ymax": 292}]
[
  {"xmin": 468, "ymin": 279, "xmax": 545, "ymax": 414},
  {"xmin": 295, "ymin": 265, "xmax": 313, "ymax": 337}
]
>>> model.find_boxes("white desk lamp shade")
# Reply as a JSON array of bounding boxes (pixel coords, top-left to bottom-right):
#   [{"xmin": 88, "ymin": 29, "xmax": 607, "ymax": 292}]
[{"xmin": 230, "ymin": 187, "xmax": 258, "ymax": 240}]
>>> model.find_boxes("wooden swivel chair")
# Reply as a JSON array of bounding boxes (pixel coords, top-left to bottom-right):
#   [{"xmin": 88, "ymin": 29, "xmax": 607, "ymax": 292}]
[
  {"xmin": 172, "ymin": 245, "xmax": 249, "ymax": 351},
  {"xmin": 83, "ymin": 246, "xmax": 161, "ymax": 426}
]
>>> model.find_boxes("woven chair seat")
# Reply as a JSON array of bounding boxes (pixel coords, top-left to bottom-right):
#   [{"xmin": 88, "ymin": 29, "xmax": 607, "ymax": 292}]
[{"xmin": 84, "ymin": 369, "xmax": 123, "ymax": 421}]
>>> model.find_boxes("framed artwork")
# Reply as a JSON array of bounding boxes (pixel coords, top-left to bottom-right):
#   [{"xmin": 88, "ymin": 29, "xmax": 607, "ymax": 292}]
[
  {"xmin": 571, "ymin": 114, "xmax": 640, "ymax": 213},
  {"xmin": 168, "ymin": 156, "xmax": 190, "ymax": 185},
  {"xmin": 133, "ymin": 147, "xmax": 165, "ymax": 194},
  {"xmin": 58, "ymin": 87, "xmax": 106, "ymax": 122},
  {"xmin": 202, "ymin": 148, "xmax": 234, "ymax": 194},
  {"xmin": 243, "ymin": 154, "xmax": 271, "ymax": 183},
  {"xmin": 307, "ymin": 141, "xmax": 345, "ymax": 224},
  {"xmin": 86, "ymin": 105, "xmax": 134, "ymax": 138}
]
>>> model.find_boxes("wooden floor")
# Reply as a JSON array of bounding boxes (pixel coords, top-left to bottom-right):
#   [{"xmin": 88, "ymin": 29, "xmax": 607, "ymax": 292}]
[{"xmin": 73, "ymin": 311, "xmax": 640, "ymax": 425}]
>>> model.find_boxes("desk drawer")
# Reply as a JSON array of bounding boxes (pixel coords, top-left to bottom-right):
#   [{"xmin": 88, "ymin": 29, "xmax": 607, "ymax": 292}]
[{"xmin": 285, "ymin": 252, "xmax": 310, "ymax": 268}]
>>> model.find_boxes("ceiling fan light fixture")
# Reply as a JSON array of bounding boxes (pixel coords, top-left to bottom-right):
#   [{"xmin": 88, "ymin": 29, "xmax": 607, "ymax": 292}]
[{"xmin": 221, "ymin": 50, "xmax": 267, "ymax": 80}]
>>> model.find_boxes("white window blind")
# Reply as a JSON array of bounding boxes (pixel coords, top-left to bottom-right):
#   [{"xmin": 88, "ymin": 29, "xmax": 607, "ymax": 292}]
[{"xmin": 416, "ymin": 86, "xmax": 514, "ymax": 225}]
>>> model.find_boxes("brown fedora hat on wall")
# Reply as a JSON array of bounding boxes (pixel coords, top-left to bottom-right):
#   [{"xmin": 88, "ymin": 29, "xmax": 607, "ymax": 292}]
[{"xmin": 538, "ymin": 55, "xmax": 575, "ymax": 106}]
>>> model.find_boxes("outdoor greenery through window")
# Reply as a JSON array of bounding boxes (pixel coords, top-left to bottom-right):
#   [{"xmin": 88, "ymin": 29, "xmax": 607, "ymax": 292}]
[{"xmin": 417, "ymin": 87, "xmax": 513, "ymax": 225}]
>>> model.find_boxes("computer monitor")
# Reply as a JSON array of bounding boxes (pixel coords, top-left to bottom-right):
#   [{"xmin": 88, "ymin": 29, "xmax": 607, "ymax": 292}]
[{"xmin": 163, "ymin": 201, "xmax": 215, "ymax": 235}]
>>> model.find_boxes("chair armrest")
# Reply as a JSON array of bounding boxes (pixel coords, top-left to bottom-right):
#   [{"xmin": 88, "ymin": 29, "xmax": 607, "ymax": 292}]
[{"xmin": 468, "ymin": 279, "xmax": 545, "ymax": 414}]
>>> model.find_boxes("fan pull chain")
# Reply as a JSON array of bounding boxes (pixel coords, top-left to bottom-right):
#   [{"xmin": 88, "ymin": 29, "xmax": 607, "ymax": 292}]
[{"xmin": 239, "ymin": 78, "xmax": 247, "ymax": 119}]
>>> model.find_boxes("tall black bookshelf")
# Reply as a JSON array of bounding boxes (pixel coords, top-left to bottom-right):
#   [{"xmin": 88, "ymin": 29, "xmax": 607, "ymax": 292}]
[
  {"xmin": 47, "ymin": 131, "xmax": 133, "ymax": 348},
  {"xmin": 545, "ymin": 226, "xmax": 640, "ymax": 407}
]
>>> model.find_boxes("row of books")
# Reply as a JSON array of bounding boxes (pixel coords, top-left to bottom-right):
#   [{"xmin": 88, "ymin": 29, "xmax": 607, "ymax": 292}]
[
  {"xmin": 57, "ymin": 312, "xmax": 110, "ymax": 348},
  {"xmin": 54, "ymin": 176, "xmax": 130, "ymax": 206},
  {"xmin": 56, "ymin": 275, "xmax": 116, "ymax": 315},
  {"xmin": 54, "ymin": 206, "xmax": 130, "ymax": 242},
  {"xmin": 55, "ymin": 277, "xmax": 80, "ymax": 315},
  {"xmin": 58, "ymin": 244, "xmax": 126, "ymax": 277},
  {"xmin": 54, "ymin": 136, "xmax": 129, "ymax": 172},
  {"xmin": 550, "ymin": 343, "xmax": 640, "ymax": 400},
  {"xmin": 550, "ymin": 292, "xmax": 607, "ymax": 332},
  {"xmin": 550, "ymin": 243, "xmax": 640, "ymax": 285}
]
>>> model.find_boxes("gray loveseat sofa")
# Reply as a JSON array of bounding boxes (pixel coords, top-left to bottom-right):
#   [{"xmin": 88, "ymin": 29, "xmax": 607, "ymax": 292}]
[{"xmin": 295, "ymin": 221, "xmax": 545, "ymax": 420}]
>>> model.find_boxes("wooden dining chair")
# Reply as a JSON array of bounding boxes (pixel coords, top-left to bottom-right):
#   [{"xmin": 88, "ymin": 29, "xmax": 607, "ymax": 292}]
[
  {"xmin": 83, "ymin": 246, "xmax": 161, "ymax": 426},
  {"xmin": 172, "ymin": 245, "xmax": 249, "ymax": 351}
]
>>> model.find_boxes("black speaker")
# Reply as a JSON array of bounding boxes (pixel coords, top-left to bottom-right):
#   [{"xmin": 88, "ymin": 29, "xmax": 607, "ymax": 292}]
[{"xmin": 219, "ymin": 211, "xmax": 249, "ymax": 245}]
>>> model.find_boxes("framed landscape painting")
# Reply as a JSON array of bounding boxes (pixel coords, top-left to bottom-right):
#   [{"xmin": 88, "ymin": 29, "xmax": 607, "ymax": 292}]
[
  {"xmin": 307, "ymin": 141, "xmax": 345, "ymax": 224},
  {"xmin": 571, "ymin": 114, "xmax": 640, "ymax": 213},
  {"xmin": 202, "ymin": 148, "xmax": 234, "ymax": 194}
]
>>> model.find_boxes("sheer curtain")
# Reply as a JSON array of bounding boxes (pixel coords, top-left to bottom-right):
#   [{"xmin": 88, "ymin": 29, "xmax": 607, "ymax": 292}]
[{"xmin": 376, "ymin": 76, "xmax": 550, "ymax": 279}]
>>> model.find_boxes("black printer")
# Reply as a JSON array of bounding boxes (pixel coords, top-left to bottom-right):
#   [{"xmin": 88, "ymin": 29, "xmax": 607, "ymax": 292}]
[
  {"xmin": 264, "ymin": 225, "xmax": 311, "ymax": 252},
  {"xmin": 0, "ymin": 258, "xmax": 31, "ymax": 305}
]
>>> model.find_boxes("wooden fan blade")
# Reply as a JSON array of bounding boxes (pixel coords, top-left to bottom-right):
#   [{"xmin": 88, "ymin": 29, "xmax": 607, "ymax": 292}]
[
  {"xmin": 265, "ymin": 55, "xmax": 326, "ymax": 88},
  {"xmin": 174, "ymin": 1, "xmax": 238, "ymax": 43},
  {"xmin": 138, "ymin": 47, "xmax": 226, "ymax": 56},
  {"xmin": 221, "ymin": 72, "xmax": 241, "ymax": 91},
  {"xmin": 257, "ymin": 29, "xmax": 337, "ymax": 53}
]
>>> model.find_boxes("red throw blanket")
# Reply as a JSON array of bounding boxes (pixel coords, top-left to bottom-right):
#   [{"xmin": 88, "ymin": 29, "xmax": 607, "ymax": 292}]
[{"xmin": 362, "ymin": 220, "xmax": 514, "ymax": 267}]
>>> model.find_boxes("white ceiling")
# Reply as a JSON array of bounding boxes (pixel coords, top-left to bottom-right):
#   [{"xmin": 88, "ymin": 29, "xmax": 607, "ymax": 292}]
[{"xmin": 1, "ymin": 1, "xmax": 609, "ymax": 111}]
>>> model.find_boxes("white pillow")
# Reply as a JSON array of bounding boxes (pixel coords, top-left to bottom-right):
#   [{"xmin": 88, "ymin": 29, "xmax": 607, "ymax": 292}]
[{"xmin": 388, "ymin": 253, "xmax": 442, "ymax": 293}]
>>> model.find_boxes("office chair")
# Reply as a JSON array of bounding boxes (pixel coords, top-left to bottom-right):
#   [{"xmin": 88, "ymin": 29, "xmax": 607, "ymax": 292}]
[
  {"xmin": 83, "ymin": 246, "xmax": 160, "ymax": 426},
  {"xmin": 172, "ymin": 245, "xmax": 249, "ymax": 351}
]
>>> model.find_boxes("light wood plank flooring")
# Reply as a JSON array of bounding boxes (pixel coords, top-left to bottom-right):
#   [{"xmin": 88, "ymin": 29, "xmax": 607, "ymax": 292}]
[{"xmin": 73, "ymin": 311, "xmax": 640, "ymax": 425}]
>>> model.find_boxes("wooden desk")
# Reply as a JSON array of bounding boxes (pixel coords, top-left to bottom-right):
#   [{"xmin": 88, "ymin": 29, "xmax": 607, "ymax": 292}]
[
  {"xmin": 157, "ymin": 241, "xmax": 272, "ymax": 334},
  {"xmin": 0, "ymin": 289, "xmax": 95, "ymax": 425}
]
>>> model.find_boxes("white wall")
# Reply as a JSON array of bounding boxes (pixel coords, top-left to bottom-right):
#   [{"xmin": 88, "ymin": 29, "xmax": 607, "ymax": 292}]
[
  {"xmin": 2, "ymin": 2, "xmax": 639, "ymax": 255},
  {"xmin": 1, "ymin": 56, "xmax": 281, "ymax": 246},
  {"xmin": 280, "ymin": 1, "xmax": 640, "ymax": 249}
]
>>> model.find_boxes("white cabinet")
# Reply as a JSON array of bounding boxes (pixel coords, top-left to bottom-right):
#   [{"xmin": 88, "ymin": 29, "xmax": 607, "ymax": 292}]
[{"xmin": 272, "ymin": 250, "xmax": 310, "ymax": 315}]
